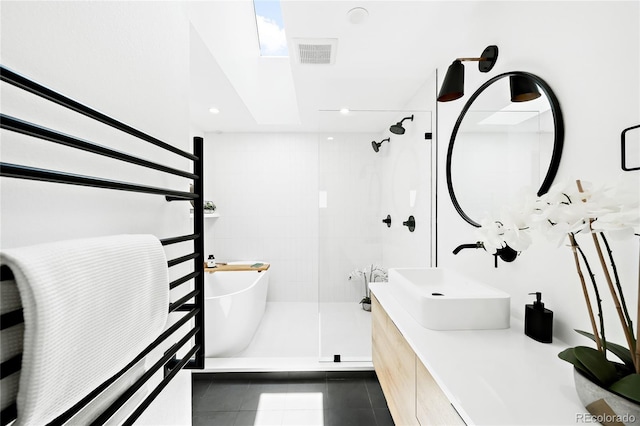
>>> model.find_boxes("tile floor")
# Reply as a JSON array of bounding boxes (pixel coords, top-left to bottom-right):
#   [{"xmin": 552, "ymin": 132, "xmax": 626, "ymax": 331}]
[{"xmin": 192, "ymin": 371, "xmax": 394, "ymax": 426}]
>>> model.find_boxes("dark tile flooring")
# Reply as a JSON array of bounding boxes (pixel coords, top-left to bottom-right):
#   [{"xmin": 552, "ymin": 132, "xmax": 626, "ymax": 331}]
[{"xmin": 192, "ymin": 371, "xmax": 394, "ymax": 426}]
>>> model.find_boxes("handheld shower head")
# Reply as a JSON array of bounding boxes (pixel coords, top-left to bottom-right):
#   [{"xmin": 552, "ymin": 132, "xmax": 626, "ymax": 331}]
[
  {"xmin": 371, "ymin": 138, "xmax": 390, "ymax": 152},
  {"xmin": 389, "ymin": 115, "xmax": 414, "ymax": 135}
]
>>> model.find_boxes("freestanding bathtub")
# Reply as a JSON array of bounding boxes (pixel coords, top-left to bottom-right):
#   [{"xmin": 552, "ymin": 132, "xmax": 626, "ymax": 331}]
[{"xmin": 204, "ymin": 263, "xmax": 270, "ymax": 357}]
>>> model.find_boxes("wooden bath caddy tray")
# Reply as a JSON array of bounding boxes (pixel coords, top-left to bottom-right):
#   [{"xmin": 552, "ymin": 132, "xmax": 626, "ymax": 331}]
[{"xmin": 204, "ymin": 263, "xmax": 270, "ymax": 273}]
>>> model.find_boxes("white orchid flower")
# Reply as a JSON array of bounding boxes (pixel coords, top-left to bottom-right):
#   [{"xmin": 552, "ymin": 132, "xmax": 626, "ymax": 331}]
[
  {"xmin": 349, "ymin": 264, "xmax": 388, "ymax": 283},
  {"xmin": 592, "ymin": 208, "xmax": 640, "ymax": 236},
  {"xmin": 476, "ymin": 179, "xmax": 639, "ymax": 254},
  {"xmin": 475, "ymin": 219, "xmax": 503, "ymax": 251},
  {"xmin": 503, "ymin": 227, "xmax": 532, "ymax": 252}
]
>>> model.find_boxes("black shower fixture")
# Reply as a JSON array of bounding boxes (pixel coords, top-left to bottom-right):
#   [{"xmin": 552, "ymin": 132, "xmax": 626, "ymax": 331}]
[
  {"xmin": 389, "ymin": 115, "xmax": 414, "ymax": 135},
  {"xmin": 371, "ymin": 137, "xmax": 390, "ymax": 152},
  {"xmin": 402, "ymin": 215, "xmax": 416, "ymax": 232},
  {"xmin": 437, "ymin": 45, "xmax": 499, "ymax": 102}
]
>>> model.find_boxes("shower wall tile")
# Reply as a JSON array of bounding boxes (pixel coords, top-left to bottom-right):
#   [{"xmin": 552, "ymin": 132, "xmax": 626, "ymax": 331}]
[{"xmin": 204, "ymin": 133, "xmax": 319, "ymax": 302}]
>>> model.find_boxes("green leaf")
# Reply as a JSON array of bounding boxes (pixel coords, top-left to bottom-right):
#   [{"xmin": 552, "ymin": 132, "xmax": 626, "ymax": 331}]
[
  {"xmin": 575, "ymin": 329, "xmax": 635, "ymax": 368},
  {"xmin": 574, "ymin": 346, "xmax": 619, "ymax": 387},
  {"xmin": 558, "ymin": 347, "xmax": 580, "ymax": 365},
  {"xmin": 609, "ymin": 374, "xmax": 640, "ymax": 403},
  {"xmin": 558, "ymin": 348, "xmax": 598, "ymax": 382}
]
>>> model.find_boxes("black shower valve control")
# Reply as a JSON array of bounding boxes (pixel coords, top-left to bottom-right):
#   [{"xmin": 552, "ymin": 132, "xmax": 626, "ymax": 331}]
[{"xmin": 402, "ymin": 215, "xmax": 416, "ymax": 232}]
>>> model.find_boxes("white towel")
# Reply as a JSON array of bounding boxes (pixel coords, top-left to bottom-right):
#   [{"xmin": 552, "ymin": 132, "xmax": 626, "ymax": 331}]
[
  {"xmin": 0, "ymin": 234, "xmax": 169, "ymax": 425},
  {"xmin": 1, "ymin": 274, "xmax": 24, "ymax": 413}
]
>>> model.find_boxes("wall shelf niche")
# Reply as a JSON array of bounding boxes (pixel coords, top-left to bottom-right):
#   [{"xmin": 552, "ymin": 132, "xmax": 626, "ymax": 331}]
[{"xmin": 190, "ymin": 211, "xmax": 220, "ymax": 219}]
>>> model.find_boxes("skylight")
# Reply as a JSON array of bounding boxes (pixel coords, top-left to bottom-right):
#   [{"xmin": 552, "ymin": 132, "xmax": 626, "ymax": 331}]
[{"xmin": 253, "ymin": 0, "xmax": 288, "ymax": 57}]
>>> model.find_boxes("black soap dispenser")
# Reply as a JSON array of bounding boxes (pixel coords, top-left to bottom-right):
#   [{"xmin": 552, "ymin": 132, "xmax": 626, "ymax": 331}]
[{"xmin": 524, "ymin": 292, "xmax": 553, "ymax": 343}]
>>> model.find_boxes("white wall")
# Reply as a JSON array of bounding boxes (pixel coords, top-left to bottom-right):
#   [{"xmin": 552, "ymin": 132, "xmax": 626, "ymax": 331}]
[
  {"xmin": 0, "ymin": 1, "xmax": 192, "ymax": 246},
  {"xmin": 436, "ymin": 1, "xmax": 640, "ymax": 347},
  {"xmin": 1, "ymin": 2, "xmax": 193, "ymax": 424}
]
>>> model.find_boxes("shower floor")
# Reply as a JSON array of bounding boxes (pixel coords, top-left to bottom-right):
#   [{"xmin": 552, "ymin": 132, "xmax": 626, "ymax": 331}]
[{"xmin": 203, "ymin": 302, "xmax": 372, "ymax": 372}]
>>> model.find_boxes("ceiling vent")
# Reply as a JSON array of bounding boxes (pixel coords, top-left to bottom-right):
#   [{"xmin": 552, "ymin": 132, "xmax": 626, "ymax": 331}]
[{"xmin": 294, "ymin": 38, "xmax": 338, "ymax": 65}]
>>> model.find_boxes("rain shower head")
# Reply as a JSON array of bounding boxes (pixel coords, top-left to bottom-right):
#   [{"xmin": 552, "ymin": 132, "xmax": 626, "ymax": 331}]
[
  {"xmin": 390, "ymin": 115, "xmax": 414, "ymax": 135},
  {"xmin": 371, "ymin": 137, "xmax": 390, "ymax": 152},
  {"xmin": 389, "ymin": 124, "xmax": 405, "ymax": 135}
]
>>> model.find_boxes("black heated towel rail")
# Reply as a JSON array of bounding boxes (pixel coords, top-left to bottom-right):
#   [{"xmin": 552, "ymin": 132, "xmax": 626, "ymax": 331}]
[{"xmin": 0, "ymin": 64, "xmax": 205, "ymax": 426}]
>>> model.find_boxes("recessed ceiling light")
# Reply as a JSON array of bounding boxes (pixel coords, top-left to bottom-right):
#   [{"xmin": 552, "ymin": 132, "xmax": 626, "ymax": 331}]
[
  {"xmin": 209, "ymin": 107, "xmax": 220, "ymax": 114},
  {"xmin": 347, "ymin": 7, "xmax": 369, "ymax": 24},
  {"xmin": 340, "ymin": 108, "xmax": 350, "ymax": 115},
  {"xmin": 327, "ymin": 136, "xmax": 334, "ymax": 140}
]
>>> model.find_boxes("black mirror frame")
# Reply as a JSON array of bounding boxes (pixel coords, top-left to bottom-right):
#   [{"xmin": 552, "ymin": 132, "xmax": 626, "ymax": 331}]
[{"xmin": 445, "ymin": 71, "xmax": 564, "ymax": 227}]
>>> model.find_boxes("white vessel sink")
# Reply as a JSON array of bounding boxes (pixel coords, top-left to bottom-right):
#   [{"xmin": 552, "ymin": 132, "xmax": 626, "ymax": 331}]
[{"xmin": 388, "ymin": 268, "xmax": 510, "ymax": 330}]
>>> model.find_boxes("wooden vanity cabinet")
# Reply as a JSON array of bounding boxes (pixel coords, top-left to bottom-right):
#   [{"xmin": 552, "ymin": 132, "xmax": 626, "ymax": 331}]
[
  {"xmin": 372, "ymin": 294, "xmax": 465, "ymax": 426},
  {"xmin": 372, "ymin": 294, "xmax": 418, "ymax": 425},
  {"xmin": 415, "ymin": 355, "xmax": 465, "ymax": 425}
]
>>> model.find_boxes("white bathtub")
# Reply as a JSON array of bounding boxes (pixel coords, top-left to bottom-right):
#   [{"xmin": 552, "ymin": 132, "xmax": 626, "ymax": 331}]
[{"xmin": 204, "ymin": 263, "xmax": 270, "ymax": 357}]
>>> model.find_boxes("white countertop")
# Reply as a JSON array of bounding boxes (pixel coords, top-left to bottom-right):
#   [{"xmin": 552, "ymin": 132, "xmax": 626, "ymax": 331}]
[{"xmin": 370, "ymin": 282, "xmax": 587, "ymax": 426}]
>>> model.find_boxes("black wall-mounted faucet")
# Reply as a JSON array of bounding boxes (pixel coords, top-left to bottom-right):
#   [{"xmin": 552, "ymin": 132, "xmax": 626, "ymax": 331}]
[
  {"xmin": 382, "ymin": 215, "xmax": 391, "ymax": 228},
  {"xmin": 453, "ymin": 242, "xmax": 519, "ymax": 268},
  {"xmin": 452, "ymin": 242, "xmax": 484, "ymax": 254}
]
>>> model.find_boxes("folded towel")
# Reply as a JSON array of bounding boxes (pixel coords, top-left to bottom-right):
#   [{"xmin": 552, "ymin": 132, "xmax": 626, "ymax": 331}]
[{"xmin": 0, "ymin": 234, "xmax": 169, "ymax": 425}]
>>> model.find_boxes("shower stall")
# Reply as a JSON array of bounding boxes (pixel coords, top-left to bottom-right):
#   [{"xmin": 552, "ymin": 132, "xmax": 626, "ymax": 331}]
[
  {"xmin": 316, "ymin": 110, "xmax": 433, "ymax": 364},
  {"xmin": 202, "ymin": 110, "xmax": 433, "ymax": 370}
]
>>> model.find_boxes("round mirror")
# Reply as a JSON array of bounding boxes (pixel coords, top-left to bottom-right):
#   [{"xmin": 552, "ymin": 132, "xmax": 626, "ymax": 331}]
[{"xmin": 446, "ymin": 71, "xmax": 564, "ymax": 227}]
